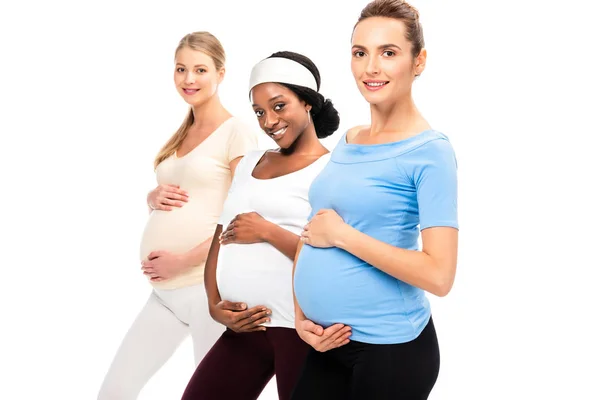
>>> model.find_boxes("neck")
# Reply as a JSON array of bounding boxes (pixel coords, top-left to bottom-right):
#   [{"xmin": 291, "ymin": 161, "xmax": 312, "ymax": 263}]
[
  {"xmin": 282, "ymin": 124, "xmax": 326, "ymax": 156},
  {"xmin": 369, "ymin": 92, "xmax": 429, "ymax": 138},
  {"xmin": 191, "ymin": 93, "xmax": 230, "ymax": 131}
]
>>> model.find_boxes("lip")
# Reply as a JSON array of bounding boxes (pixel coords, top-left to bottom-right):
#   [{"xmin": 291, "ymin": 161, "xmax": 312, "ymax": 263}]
[
  {"xmin": 268, "ymin": 126, "xmax": 288, "ymax": 140},
  {"xmin": 363, "ymin": 80, "xmax": 389, "ymax": 91},
  {"xmin": 182, "ymin": 88, "xmax": 200, "ymax": 95}
]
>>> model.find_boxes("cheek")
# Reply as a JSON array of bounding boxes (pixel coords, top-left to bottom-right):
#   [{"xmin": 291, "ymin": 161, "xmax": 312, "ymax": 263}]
[
  {"xmin": 387, "ymin": 59, "xmax": 413, "ymax": 80},
  {"xmin": 174, "ymin": 73, "xmax": 183, "ymax": 86},
  {"xmin": 350, "ymin": 61, "xmax": 362, "ymax": 80}
]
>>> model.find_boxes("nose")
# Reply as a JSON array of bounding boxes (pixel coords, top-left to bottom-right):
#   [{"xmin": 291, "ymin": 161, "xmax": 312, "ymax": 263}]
[
  {"xmin": 263, "ymin": 110, "xmax": 280, "ymax": 130},
  {"xmin": 185, "ymin": 71, "xmax": 196, "ymax": 85},
  {"xmin": 366, "ymin": 55, "xmax": 380, "ymax": 76}
]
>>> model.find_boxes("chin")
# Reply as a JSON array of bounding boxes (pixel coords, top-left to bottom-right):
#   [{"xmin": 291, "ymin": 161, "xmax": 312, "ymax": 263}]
[{"xmin": 278, "ymin": 135, "xmax": 300, "ymax": 153}]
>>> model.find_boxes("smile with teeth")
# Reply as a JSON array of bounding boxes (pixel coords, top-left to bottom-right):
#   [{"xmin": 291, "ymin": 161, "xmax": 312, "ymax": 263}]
[
  {"xmin": 270, "ymin": 127, "xmax": 287, "ymax": 139},
  {"xmin": 364, "ymin": 81, "xmax": 389, "ymax": 91}
]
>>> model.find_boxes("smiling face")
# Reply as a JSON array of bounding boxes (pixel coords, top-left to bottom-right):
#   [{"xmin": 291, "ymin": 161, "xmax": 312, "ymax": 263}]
[
  {"xmin": 351, "ymin": 16, "xmax": 426, "ymax": 106},
  {"xmin": 250, "ymin": 82, "xmax": 312, "ymax": 149},
  {"xmin": 173, "ymin": 46, "xmax": 224, "ymax": 107}
]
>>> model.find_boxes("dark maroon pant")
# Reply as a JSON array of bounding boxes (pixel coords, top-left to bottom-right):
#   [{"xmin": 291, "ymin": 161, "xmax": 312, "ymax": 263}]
[{"xmin": 181, "ymin": 327, "xmax": 309, "ymax": 400}]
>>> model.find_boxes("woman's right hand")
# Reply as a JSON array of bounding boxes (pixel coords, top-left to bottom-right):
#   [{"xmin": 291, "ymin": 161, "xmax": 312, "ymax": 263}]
[
  {"xmin": 147, "ymin": 184, "xmax": 188, "ymax": 211},
  {"xmin": 295, "ymin": 318, "xmax": 352, "ymax": 352},
  {"xmin": 209, "ymin": 300, "xmax": 272, "ymax": 333}
]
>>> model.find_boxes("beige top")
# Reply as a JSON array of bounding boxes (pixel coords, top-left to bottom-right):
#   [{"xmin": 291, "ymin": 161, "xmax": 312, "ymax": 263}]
[{"xmin": 139, "ymin": 117, "xmax": 258, "ymax": 290}]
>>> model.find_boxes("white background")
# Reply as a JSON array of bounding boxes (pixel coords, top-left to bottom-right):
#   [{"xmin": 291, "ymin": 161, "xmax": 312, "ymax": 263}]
[{"xmin": 1, "ymin": 0, "xmax": 599, "ymax": 399}]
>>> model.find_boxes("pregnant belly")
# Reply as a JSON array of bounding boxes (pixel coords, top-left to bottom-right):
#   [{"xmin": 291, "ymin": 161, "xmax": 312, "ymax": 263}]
[
  {"xmin": 294, "ymin": 246, "xmax": 417, "ymax": 327},
  {"xmin": 216, "ymin": 243, "xmax": 294, "ymax": 321},
  {"xmin": 139, "ymin": 206, "xmax": 216, "ymax": 261}
]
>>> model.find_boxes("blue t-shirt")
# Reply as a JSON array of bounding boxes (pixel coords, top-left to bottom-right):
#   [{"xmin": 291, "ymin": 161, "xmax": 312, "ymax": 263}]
[{"xmin": 294, "ymin": 129, "xmax": 458, "ymax": 344}]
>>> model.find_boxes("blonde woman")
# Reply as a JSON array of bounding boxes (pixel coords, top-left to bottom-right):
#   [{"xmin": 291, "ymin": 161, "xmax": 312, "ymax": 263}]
[{"xmin": 98, "ymin": 31, "xmax": 258, "ymax": 400}]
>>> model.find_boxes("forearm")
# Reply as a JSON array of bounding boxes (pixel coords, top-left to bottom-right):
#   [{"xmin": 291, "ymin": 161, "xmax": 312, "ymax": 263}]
[
  {"xmin": 291, "ymin": 241, "xmax": 307, "ymax": 322},
  {"xmin": 203, "ymin": 226, "xmax": 223, "ymax": 306},
  {"xmin": 335, "ymin": 225, "xmax": 455, "ymax": 296},
  {"xmin": 262, "ymin": 222, "xmax": 301, "ymax": 261},
  {"xmin": 182, "ymin": 236, "xmax": 212, "ymax": 267}
]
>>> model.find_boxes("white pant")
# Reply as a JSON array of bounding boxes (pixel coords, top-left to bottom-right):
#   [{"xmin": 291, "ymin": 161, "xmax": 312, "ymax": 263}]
[{"xmin": 97, "ymin": 284, "xmax": 224, "ymax": 400}]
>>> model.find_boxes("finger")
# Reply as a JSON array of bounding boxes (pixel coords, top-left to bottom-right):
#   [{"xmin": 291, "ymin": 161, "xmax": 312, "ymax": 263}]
[
  {"xmin": 238, "ymin": 325, "xmax": 267, "ymax": 333},
  {"xmin": 163, "ymin": 184, "xmax": 188, "ymax": 195},
  {"xmin": 321, "ymin": 323, "xmax": 347, "ymax": 337},
  {"xmin": 237, "ymin": 315, "xmax": 271, "ymax": 331},
  {"xmin": 162, "ymin": 198, "xmax": 186, "ymax": 207},
  {"xmin": 147, "ymin": 251, "xmax": 164, "ymax": 260},
  {"xmin": 234, "ymin": 306, "xmax": 270, "ymax": 323},
  {"xmin": 154, "ymin": 201, "xmax": 173, "ymax": 211},
  {"xmin": 321, "ymin": 326, "xmax": 351, "ymax": 347},
  {"xmin": 165, "ymin": 192, "xmax": 189, "ymax": 202},
  {"xmin": 220, "ymin": 301, "xmax": 247, "ymax": 311},
  {"xmin": 301, "ymin": 319, "xmax": 324, "ymax": 336},
  {"xmin": 222, "ymin": 223, "xmax": 235, "ymax": 237}
]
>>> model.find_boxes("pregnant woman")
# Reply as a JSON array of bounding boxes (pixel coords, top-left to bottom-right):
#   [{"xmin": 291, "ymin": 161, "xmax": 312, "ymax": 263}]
[
  {"xmin": 181, "ymin": 51, "xmax": 340, "ymax": 400},
  {"xmin": 292, "ymin": 1, "xmax": 459, "ymax": 399},
  {"xmin": 98, "ymin": 31, "xmax": 257, "ymax": 399}
]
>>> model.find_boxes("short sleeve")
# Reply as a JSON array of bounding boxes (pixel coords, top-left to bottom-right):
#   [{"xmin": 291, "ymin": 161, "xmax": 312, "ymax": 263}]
[
  {"xmin": 413, "ymin": 138, "xmax": 459, "ymax": 230},
  {"xmin": 227, "ymin": 119, "xmax": 259, "ymax": 163}
]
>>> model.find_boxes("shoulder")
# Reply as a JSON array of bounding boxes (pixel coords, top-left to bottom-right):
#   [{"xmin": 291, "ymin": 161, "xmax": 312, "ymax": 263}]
[
  {"xmin": 402, "ymin": 131, "xmax": 456, "ymax": 159},
  {"xmin": 226, "ymin": 116, "xmax": 257, "ymax": 135},
  {"xmin": 346, "ymin": 125, "xmax": 370, "ymax": 143}
]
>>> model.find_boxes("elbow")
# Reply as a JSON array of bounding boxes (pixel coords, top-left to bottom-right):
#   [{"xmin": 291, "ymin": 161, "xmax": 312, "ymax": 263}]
[
  {"xmin": 432, "ymin": 282, "xmax": 452, "ymax": 297},
  {"xmin": 431, "ymin": 271, "xmax": 455, "ymax": 297}
]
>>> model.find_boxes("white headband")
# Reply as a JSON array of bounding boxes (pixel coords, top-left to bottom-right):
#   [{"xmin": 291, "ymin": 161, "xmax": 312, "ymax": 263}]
[{"xmin": 248, "ymin": 57, "xmax": 318, "ymax": 93}]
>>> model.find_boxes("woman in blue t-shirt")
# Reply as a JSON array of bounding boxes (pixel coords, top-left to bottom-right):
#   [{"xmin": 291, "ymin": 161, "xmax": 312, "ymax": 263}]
[{"xmin": 291, "ymin": 1, "xmax": 459, "ymax": 399}]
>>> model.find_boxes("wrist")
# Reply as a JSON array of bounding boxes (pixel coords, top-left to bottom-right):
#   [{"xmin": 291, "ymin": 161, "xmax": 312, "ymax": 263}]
[
  {"xmin": 178, "ymin": 252, "xmax": 195, "ymax": 270},
  {"xmin": 333, "ymin": 223, "xmax": 353, "ymax": 249},
  {"xmin": 147, "ymin": 192, "xmax": 156, "ymax": 210},
  {"xmin": 259, "ymin": 220, "xmax": 275, "ymax": 242}
]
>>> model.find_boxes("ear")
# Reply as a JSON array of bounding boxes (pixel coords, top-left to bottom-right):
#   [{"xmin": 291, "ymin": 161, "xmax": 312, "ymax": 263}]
[
  {"xmin": 304, "ymin": 102, "xmax": 312, "ymax": 113},
  {"xmin": 414, "ymin": 48, "xmax": 427, "ymax": 77},
  {"xmin": 217, "ymin": 67, "xmax": 226, "ymax": 84}
]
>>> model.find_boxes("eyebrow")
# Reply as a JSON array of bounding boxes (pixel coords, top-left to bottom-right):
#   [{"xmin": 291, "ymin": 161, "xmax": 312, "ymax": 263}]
[
  {"xmin": 352, "ymin": 43, "xmax": 403, "ymax": 51},
  {"xmin": 176, "ymin": 63, "xmax": 209, "ymax": 68},
  {"xmin": 252, "ymin": 94, "xmax": 284, "ymax": 107}
]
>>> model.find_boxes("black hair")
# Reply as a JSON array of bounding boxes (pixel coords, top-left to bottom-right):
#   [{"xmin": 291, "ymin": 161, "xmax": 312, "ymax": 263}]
[{"xmin": 266, "ymin": 51, "xmax": 340, "ymax": 139}]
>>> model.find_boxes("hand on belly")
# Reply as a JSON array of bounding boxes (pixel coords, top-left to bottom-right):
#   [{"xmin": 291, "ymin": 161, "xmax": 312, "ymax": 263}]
[
  {"xmin": 141, "ymin": 250, "xmax": 189, "ymax": 282},
  {"xmin": 210, "ymin": 300, "xmax": 272, "ymax": 333},
  {"xmin": 295, "ymin": 318, "xmax": 352, "ymax": 352}
]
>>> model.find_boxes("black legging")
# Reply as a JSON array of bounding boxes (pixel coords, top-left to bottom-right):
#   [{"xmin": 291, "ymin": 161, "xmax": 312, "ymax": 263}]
[{"xmin": 292, "ymin": 317, "xmax": 440, "ymax": 400}]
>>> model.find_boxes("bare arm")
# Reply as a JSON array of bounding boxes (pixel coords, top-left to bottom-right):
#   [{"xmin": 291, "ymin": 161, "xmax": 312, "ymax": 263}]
[
  {"xmin": 332, "ymin": 223, "xmax": 458, "ymax": 297},
  {"xmin": 204, "ymin": 225, "xmax": 223, "ymax": 305},
  {"xmin": 261, "ymin": 224, "xmax": 301, "ymax": 261}
]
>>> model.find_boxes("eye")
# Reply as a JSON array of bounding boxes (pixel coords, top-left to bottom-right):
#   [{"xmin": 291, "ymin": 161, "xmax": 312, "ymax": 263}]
[
  {"xmin": 197, "ymin": 68, "xmax": 206, "ymax": 73},
  {"xmin": 254, "ymin": 109, "xmax": 264, "ymax": 118},
  {"xmin": 176, "ymin": 67, "xmax": 185, "ymax": 73},
  {"xmin": 383, "ymin": 50, "xmax": 395, "ymax": 57},
  {"xmin": 353, "ymin": 50, "xmax": 366, "ymax": 58},
  {"xmin": 274, "ymin": 103, "xmax": 285, "ymax": 112}
]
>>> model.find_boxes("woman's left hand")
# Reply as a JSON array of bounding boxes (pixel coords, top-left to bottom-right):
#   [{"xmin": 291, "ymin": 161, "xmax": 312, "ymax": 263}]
[
  {"xmin": 301, "ymin": 209, "xmax": 347, "ymax": 248},
  {"xmin": 141, "ymin": 250, "xmax": 189, "ymax": 282}
]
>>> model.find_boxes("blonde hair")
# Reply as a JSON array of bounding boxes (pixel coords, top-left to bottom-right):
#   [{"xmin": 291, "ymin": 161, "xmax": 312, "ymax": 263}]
[{"xmin": 154, "ymin": 31, "xmax": 226, "ymax": 169}]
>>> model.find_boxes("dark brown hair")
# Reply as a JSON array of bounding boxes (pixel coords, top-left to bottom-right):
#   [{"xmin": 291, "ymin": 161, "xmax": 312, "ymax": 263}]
[{"xmin": 355, "ymin": 0, "xmax": 424, "ymax": 58}]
